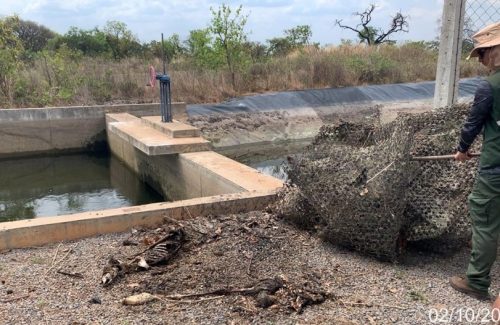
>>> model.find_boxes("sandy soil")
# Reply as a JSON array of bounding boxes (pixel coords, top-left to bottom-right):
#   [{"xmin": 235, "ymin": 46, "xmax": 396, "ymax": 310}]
[{"xmin": 0, "ymin": 211, "xmax": 496, "ymax": 325}]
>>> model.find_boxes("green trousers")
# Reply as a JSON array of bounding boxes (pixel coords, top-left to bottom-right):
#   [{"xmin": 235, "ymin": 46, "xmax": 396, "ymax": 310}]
[{"xmin": 466, "ymin": 174, "xmax": 500, "ymax": 293}]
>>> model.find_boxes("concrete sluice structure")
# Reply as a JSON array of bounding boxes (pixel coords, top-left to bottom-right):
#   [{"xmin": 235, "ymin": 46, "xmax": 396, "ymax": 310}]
[
  {"xmin": 0, "ymin": 78, "xmax": 484, "ymax": 251},
  {"xmin": 0, "ymin": 103, "xmax": 282, "ymax": 251}
]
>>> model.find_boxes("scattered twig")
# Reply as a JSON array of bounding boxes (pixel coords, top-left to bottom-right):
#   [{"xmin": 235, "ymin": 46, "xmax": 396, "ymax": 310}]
[
  {"xmin": 246, "ymin": 253, "xmax": 255, "ymax": 276},
  {"xmin": 164, "ymin": 288, "xmax": 246, "ymax": 300},
  {"xmin": 163, "ymin": 295, "xmax": 225, "ymax": 304},
  {"xmin": 164, "ymin": 278, "xmax": 283, "ymax": 300},
  {"xmin": 45, "ymin": 243, "xmax": 62, "ymax": 275},
  {"xmin": 337, "ymin": 299, "xmax": 407, "ymax": 310},
  {"xmin": 366, "ymin": 161, "xmax": 395, "ymax": 184},
  {"xmin": 164, "ymin": 215, "xmax": 184, "ymax": 227},
  {"xmin": 44, "ymin": 244, "xmax": 77, "ymax": 278},
  {"xmin": 0, "ymin": 294, "xmax": 29, "ymax": 303},
  {"xmin": 56, "ymin": 269, "xmax": 84, "ymax": 279}
]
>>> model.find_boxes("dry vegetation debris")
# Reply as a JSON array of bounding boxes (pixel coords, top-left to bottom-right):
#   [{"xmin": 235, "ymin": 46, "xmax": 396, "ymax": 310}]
[
  {"xmin": 101, "ymin": 213, "xmax": 332, "ymax": 314},
  {"xmin": 1, "ymin": 210, "xmax": 496, "ymax": 324}
]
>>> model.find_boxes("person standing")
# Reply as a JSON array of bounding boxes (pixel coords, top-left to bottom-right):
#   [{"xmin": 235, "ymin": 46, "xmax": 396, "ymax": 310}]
[{"xmin": 450, "ymin": 22, "xmax": 500, "ymax": 306}]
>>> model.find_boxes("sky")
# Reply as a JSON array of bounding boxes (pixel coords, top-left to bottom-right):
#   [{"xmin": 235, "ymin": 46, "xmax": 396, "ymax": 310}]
[{"xmin": 0, "ymin": 0, "xmax": 447, "ymax": 45}]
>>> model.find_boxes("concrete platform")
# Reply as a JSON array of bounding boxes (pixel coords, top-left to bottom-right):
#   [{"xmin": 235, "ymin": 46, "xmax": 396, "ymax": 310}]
[
  {"xmin": 182, "ymin": 151, "xmax": 283, "ymax": 192},
  {"xmin": 142, "ymin": 116, "xmax": 201, "ymax": 138},
  {"xmin": 0, "ymin": 190, "xmax": 276, "ymax": 251},
  {"xmin": 0, "ymin": 110, "xmax": 283, "ymax": 251},
  {"xmin": 107, "ymin": 113, "xmax": 211, "ymax": 155}
]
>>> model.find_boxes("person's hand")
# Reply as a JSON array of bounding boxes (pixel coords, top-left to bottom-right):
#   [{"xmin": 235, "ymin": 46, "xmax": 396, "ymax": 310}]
[
  {"xmin": 454, "ymin": 151, "xmax": 471, "ymax": 161},
  {"xmin": 492, "ymin": 295, "xmax": 500, "ymax": 323}
]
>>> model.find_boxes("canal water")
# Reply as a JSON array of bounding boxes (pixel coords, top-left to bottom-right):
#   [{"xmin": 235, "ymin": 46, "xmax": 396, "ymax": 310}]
[
  {"xmin": 232, "ymin": 139, "xmax": 309, "ymax": 181},
  {"xmin": 0, "ymin": 139, "xmax": 307, "ymax": 222},
  {"xmin": 0, "ymin": 154, "xmax": 164, "ymax": 222}
]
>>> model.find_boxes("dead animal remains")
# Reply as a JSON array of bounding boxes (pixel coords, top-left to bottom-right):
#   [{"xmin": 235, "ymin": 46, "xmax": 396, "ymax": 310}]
[{"xmin": 102, "ymin": 227, "xmax": 184, "ymax": 286}]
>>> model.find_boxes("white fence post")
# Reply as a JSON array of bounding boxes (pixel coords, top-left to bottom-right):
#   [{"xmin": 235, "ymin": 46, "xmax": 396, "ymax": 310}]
[{"xmin": 433, "ymin": 0, "xmax": 466, "ymax": 109}]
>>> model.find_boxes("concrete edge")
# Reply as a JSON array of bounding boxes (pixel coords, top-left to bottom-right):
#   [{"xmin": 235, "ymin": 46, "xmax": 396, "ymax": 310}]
[{"xmin": 0, "ymin": 189, "xmax": 278, "ymax": 251}]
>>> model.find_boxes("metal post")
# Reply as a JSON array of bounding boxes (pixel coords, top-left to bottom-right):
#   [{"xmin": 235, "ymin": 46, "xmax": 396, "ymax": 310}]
[
  {"xmin": 156, "ymin": 74, "xmax": 172, "ymax": 122},
  {"xmin": 160, "ymin": 80, "xmax": 166, "ymax": 122},
  {"xmin": 167, "ymin": 81, "xmax": 172, "ymax": 122},
  {"xmin": 155, "ymin": 33, "xmax": 172, "ymax": 122},
  {"xmin": 433, "ymin": 0, "xmax": 466, "ymax": 109},
  {"xmin": 161, "ymin": 33, "xmax": 166, "ymax": 74}
]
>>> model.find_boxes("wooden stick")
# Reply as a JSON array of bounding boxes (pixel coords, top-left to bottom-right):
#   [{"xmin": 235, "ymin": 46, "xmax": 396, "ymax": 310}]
[
  {"xmin": 43, "ymin": 244, "xmax": 76, "ymax": 278},
  {"xmin": 163, "ymin": 295, "xmax": 224, "ymax": 304},
  {"xmin": 45, "ymin": 243, "xmax": 62, "ymax": 275},
  {"xmin": 1, "ymin": 294, "xmax": 29, "ymax": 303},
  {"xmin": 163, "ymin": 215, "xmax": 184, "ymax": 227},
  {"xmin": 337, "ymin": 299, "xmax": 407, "ymax": 310},
  {"xmin": 366, "ymin": 161, "xmax": 395, "ymax": 184},
  {"xmin": 162, "ymin": 279, "xmax": 281, "ymax": 300},
  {"xmin": 56, "ymin": 269, "xmax": 84, "ymax": 279},
  {"xmin": 411, "ymin": 153, "xmax": 480, "ymax": 161},
  {"xmin": 246, "ymin": 253, "xmax": 255, "ymax": 276},
  {"xmin": 164, "ymin": 288, "xmax": 250, "ymax": 300}
]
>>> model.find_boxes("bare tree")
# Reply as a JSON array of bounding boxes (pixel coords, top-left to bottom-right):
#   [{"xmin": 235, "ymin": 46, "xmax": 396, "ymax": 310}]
[{"xmin": 335, "ymin": 4, "xmax": 409, "ymax": 45}]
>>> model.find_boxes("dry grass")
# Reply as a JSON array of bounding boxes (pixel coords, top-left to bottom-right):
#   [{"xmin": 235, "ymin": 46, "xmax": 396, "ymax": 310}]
[{"xmin": 2, "ymin": 44, "xmax": 489, "ymax": 108}]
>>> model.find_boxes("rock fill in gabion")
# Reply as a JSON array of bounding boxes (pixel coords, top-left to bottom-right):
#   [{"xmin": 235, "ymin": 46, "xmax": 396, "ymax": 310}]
[{"xmin": 278, "ymin": 104, "xmax": 479, "ymax": 260}]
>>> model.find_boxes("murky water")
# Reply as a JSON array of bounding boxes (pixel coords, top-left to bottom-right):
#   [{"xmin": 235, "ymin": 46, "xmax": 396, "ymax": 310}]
[
  {"xmin": 233, "ymin": 139, "xmax": 309, "ymax": 181},
  {"xmin": 0, "ymin": 154, "xmax": 164, "ymax": 222},
  {"xmin": 246, "ymin": 157, "xmax": 289, "ymax": 181}
]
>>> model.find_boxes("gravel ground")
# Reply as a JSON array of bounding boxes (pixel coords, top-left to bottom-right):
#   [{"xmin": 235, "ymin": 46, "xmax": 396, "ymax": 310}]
[{"xmin": 0, "ymin": 211, "xmax": 497, "ymax": 325}]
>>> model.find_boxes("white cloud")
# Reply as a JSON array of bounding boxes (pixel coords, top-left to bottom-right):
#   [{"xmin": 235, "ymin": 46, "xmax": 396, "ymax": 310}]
[{"xmin": 0, "ymin": 0, "xmax": 445, "ymax": 44}]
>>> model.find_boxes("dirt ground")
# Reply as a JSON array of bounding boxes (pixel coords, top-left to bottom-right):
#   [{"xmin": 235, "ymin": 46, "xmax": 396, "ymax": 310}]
[{"xmin": 0, "ymin": 211, "xmax": 496, "ymax": 325}]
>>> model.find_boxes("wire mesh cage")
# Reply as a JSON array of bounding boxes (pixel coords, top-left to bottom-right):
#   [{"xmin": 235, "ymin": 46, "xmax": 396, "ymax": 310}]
[{"xmin": 465, "ymin": 0, "xmax": 500, "ymax": 40}]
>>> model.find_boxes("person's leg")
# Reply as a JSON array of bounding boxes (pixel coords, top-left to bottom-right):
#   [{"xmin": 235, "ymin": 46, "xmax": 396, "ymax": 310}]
[{"xmin": 466, "ymin": 184, "xmax": 500, "ymax": 292}]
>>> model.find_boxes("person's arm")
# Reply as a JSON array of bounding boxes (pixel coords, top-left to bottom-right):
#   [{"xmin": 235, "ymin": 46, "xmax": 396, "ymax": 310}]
[{"xmin": 455, "ymin": 80, "xmax": 493, "ymax": 161}]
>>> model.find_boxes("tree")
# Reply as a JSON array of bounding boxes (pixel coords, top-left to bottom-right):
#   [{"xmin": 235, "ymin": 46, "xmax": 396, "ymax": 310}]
[
  {"xmin": 14, "ymin": 19, "xmax": 57, "ymax": 52},
  {"xmin": 267, "ymin": 24, "xmax": 313, "ymax": 56},
  {"xmin": 103, "ymin": 21, "xmax": 141, "ymax": 59},
  {"xmin": 243, "ymin": 41, "xmax": 268, "ymax": 62},
  {"xmin": 0, "ymin": 16, "xmax": 23, "ymax": 105},
  {"xmin": 51, "ymin": 26, "xmax": 109, "ymax": 56},
  {"xmin": 285, "ymin": 25, "xmax": 312, "ymax": 47},
  {"xmin": 209, "ymin": 4, "xmax": 249, "ymax": 89},
  {"xmin": 335, "ymin": 4, "xmax": 409, "ymax": 45},
  {"xmin": 185, "ymin": 28, "xmax": 221, "ymax": 69},
  {"xmin": 149, "ymin": 34, "xmax": 185, "ymax": 63},
  {"xmin": 267, "ymin": 37, "xmax": 294, "ymax": 56}
]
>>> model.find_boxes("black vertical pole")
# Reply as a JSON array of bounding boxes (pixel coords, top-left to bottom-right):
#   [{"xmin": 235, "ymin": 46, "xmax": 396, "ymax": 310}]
[
  {"xmin": 157, "ymin": 33, "xmax": 172, "ymax": 123},
  {"xmin": 160, "ymin": 81, "xmax": 165, "ymax": 122},
  {"xmin": 167, "ymin": 81, "xmax": 172, "ymax": 122},
  {"xmin": 161, "ymin": 33, "xmax": 166, "ymax": 74}
]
